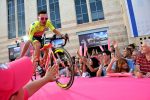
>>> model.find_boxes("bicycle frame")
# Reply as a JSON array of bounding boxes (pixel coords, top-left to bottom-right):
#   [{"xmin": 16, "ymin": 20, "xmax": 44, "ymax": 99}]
[{"xmin": 43, "ymin": 45, "xmax": 56, "ymax": 70}]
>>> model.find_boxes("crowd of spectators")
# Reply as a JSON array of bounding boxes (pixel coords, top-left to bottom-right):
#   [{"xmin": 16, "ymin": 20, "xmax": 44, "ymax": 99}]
[{"xmin": 73, "ymin": 40, "xmax": 150, "ymax": 78}]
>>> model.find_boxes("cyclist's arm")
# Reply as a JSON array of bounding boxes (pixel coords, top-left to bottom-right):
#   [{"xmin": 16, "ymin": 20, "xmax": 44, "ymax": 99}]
[
  {"xmin": 53, "ymin": 29, "xmax": 61, "ymax": 35},
  {"xmin": 47, "ymin": 20, "xmax": 61, "ymax": 35}
]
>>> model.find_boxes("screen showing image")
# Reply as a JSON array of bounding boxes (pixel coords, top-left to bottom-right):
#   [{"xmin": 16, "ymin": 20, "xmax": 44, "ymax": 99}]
[
  {"xmin": 79, "ymin": 31, "xmax": 108, "ymax": 47},
  {"xmin": 52, "ymin": 39, "xmax": 64, "ymax": 47}
]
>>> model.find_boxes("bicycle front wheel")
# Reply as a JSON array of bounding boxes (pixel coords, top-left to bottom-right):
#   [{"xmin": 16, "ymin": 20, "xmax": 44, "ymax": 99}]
[{"xmin": 53, "ymin": 47, "xmax": 74, "ymax": 89}]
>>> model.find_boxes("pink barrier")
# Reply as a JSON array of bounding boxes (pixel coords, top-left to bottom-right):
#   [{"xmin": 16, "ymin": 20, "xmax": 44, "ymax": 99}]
[{"xmin": 29, "ymin": 77, "xmax": 150, "ymax": 100}]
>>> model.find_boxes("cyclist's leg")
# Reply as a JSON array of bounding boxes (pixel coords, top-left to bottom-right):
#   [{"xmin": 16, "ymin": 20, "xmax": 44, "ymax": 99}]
[
  {"xmin": 32, "ymin": 40, "xmax": 41, "ymax": 62},
  {"xmin": 32, "ymin": 40, "xmax": 46, "ymax": 76},
  {"xmin": 20, "ymin": 40, "xmax": 31, "ymax": 57},
  {"xmin": 32, "ymin": 36, "xmax": 44, "ymax": 62},
  {"xmin": 41, "ymin": 48, "xmax": 49, "ymax": 65}
]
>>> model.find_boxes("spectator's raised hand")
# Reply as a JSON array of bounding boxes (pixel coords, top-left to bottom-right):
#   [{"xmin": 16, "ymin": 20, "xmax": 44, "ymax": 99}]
[
  {"xmin": 82, "ymin": 57, "xmax": 87, "ymax": 63},
  {"xmin": 43, "ymin": 64, "xmax": 59, "ymax": 82},
  {"xmin": 77, "ymin": 49, "xmax": 82, "ymax": 58},
  {"xmin": 112, "ymin": 40, "xmax": 118, "ymax": 48},
  {"xmin": 110, "ymin": 57, "xmax": 117, "ymax": 63}
]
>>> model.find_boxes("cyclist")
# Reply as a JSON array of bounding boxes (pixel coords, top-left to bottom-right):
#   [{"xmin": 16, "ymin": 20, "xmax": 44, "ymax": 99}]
[{"xmin": 20, "ymin": 10, "xmax": 63, "ymax": 65}]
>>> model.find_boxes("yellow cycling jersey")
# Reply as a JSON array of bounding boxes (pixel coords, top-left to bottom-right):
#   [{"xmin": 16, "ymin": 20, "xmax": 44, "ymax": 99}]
[{"xmin": 28, "ymin": 19, "xmax": 55, "ymax": 41}]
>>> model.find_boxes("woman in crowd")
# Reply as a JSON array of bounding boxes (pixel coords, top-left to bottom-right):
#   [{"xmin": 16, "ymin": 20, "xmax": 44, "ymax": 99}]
[{"xmin": 107, "ymin": 58, "xmax": 134, "ymax": 73}]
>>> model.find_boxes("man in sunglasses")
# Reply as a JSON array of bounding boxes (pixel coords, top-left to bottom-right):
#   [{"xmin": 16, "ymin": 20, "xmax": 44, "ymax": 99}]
[{"xmin": 20, "ymin": 10, "xmax": 62, "ymax": 65}]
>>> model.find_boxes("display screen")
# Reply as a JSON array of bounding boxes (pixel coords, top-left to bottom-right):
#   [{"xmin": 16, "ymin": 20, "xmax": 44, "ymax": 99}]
[
  {"xmin": 79, "ymin": 31, "xmax": 108, "ymax": 47},
  {"xmin": 52, "ymin": 39, "xmax": 64, "ymax": 48}
]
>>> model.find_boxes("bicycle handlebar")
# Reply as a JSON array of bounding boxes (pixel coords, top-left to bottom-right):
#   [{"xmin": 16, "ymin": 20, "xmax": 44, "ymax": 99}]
[
  {"xmin": 63, "ymin": 34, "xmax": 69, "ymax": 46},
  {"xmin": 45, "ymin": 33, "xmax": 69, "ymax": 47}
]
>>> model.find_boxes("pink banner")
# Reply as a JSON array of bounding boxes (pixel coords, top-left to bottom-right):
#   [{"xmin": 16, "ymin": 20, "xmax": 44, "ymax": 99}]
[
  {"xmin": 79, "ymin": 46, "xmax": 82, "ymax": 56},
  {"xmin": 99, "ymin": 45, "xmax": 104, "ymax": 51}
]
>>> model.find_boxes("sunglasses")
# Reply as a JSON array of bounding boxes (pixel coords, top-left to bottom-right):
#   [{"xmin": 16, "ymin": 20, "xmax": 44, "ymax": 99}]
[{"xmin": 39, "ymin": 17, "xmax": 48, "ymax": 21}]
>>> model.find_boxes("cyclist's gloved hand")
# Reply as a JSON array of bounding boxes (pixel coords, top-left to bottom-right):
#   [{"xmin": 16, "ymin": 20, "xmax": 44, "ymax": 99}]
[
  {"xmin": 55, "ymin": 34, "xmax": 65, "ymax": 39},
  {"xmin": 62, "ymin": 34, "xmax": 69, "ymax": 42},
  {"xmin": 61, "ymin": 34, "xmax": 66, "ymax": 39}
]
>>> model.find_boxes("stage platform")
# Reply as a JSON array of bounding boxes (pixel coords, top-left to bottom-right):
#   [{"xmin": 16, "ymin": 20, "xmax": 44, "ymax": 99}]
[{"xmin": 29, "ymin": 77, "xmax": 150, "ymax": 100}]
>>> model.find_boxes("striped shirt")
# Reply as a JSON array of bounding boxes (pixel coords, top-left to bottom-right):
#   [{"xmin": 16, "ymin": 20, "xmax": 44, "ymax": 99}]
[{"xmin": 136, "ymin": 54, "xmax": 150, "ymax": 73}]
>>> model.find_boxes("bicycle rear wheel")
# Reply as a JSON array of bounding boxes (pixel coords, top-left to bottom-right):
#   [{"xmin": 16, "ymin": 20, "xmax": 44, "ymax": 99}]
[{"xmin": 53, "ymin": 47, "xmax": 74, "ymax": 89}]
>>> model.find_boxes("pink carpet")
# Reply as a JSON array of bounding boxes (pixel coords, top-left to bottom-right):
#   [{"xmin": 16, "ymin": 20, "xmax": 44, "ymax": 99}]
[{"xmin": 29, "ymin": 77, "xmax": 150, "ymax": 100}]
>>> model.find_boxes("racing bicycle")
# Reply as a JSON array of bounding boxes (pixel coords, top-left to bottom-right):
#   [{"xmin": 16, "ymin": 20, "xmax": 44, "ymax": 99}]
[{"xmin": 32, "ymin": 34, "xmax": 74, "ymax": 89}]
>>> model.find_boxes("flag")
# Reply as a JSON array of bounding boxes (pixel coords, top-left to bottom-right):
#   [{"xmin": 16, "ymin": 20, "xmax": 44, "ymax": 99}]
[
  {"xmin": 84, "ymin": 42, "xmax": 87, "ymax": 56},
  {"xmin": 79, "ymin": 46, "xmax": 83, "ymax": 56}
]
